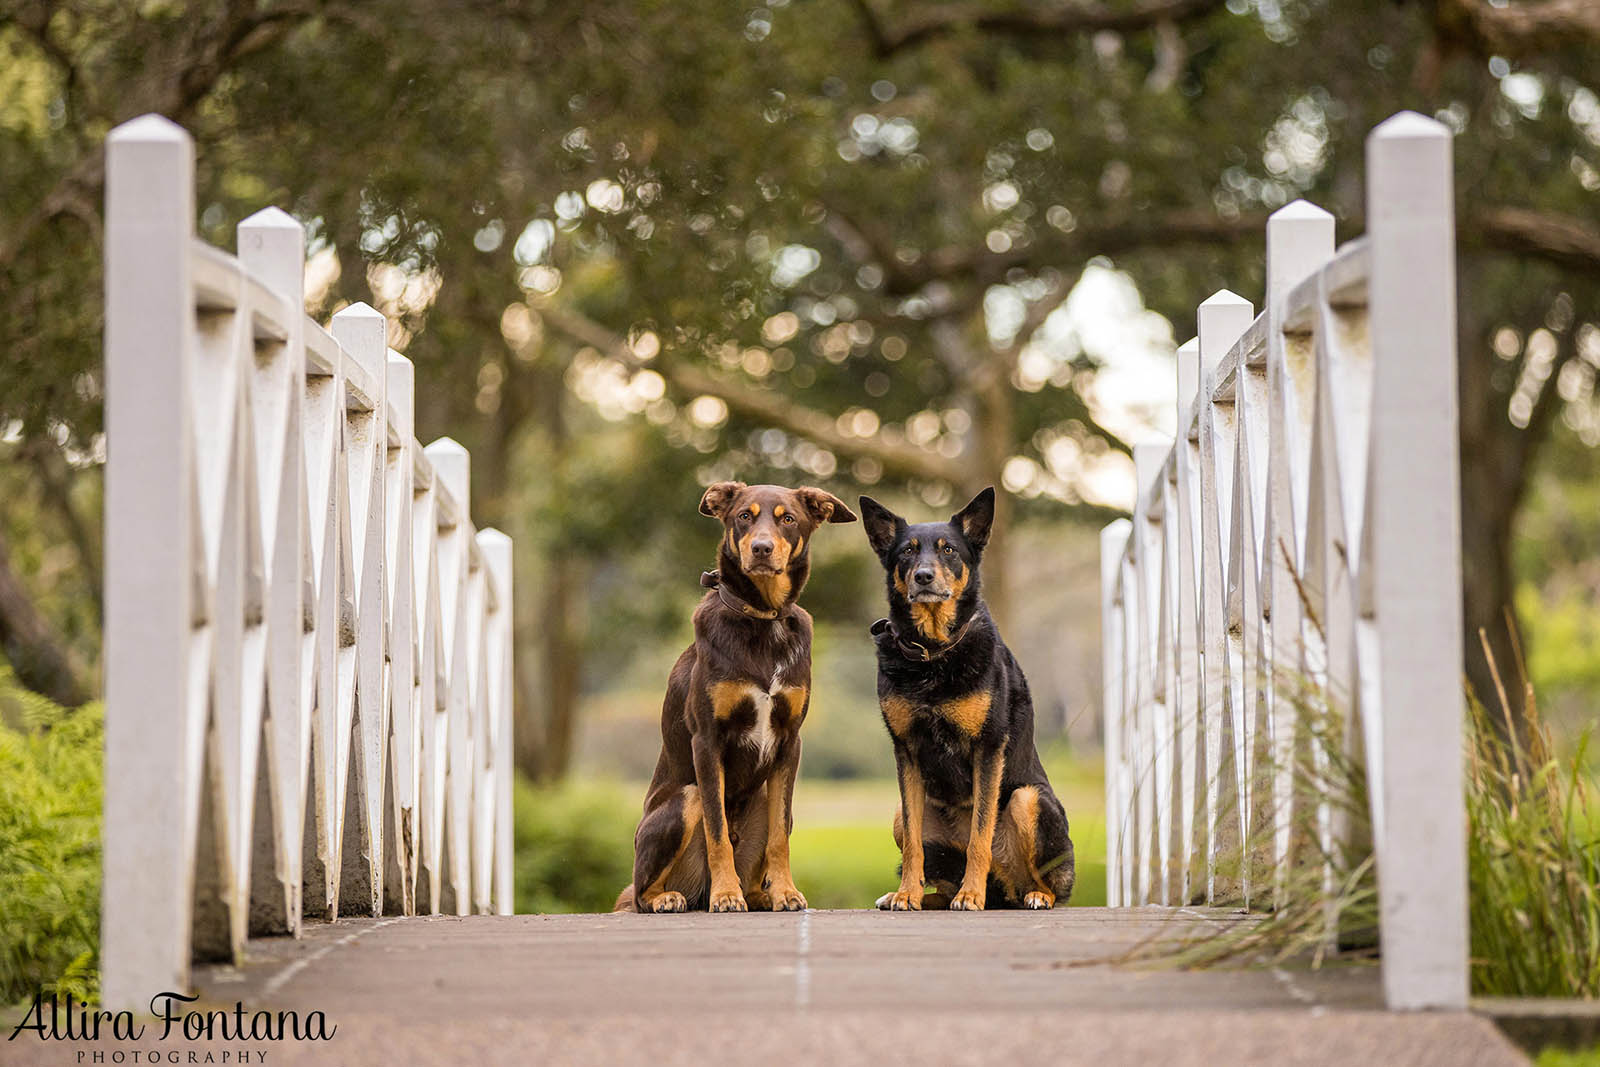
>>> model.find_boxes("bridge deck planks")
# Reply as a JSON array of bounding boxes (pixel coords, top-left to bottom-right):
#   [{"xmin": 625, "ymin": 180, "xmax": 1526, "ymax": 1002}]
[{"xmin": 121, "ymin": 909, "xmax": 1528, "ymax": 1065}]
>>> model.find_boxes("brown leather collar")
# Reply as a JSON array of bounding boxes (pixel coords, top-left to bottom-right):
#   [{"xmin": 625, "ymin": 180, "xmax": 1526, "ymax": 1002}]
[
  {"xmin": 870, "ymin": 612, "xmax": 977, "ymax": 662},
  {"xmin": 701, "ymin": 570, "xmax": 783, "ymax": 621}
]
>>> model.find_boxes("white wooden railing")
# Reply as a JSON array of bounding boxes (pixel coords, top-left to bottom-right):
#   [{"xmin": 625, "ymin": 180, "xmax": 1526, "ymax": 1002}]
[
  {"xmin": 101, "ymin": 115, "xmax": 514, "ymax": 1010},
  {"xmin": 1099, "ymin": 112, "xmax": 1466, "ymax": 1010}
]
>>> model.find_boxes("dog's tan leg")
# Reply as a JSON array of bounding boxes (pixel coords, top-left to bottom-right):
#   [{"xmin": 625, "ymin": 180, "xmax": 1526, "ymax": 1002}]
[
  {"xmin": 762, "ymin": 740, "xmax": 807, "ymax": 911},
  {"xmin": 637, "ymin": 786, "xmax": 703, "ymax": 913},
  {"xmin": 885, "ymin": 747, "xmax": 927, "ymax": 910},
  {"xmin": 951, "ymin": 750, "xmax": 1005, "ymax": 910},
  {"xmin": 993, "ymin": 785, "xmax": 1055, "ymax": 909},
  {"xmin": 692, "ymin": 738, "xmax": 746, "ymax": 912}
]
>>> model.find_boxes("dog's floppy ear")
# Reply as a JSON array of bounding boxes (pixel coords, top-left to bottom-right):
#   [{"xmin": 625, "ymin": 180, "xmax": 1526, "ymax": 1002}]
[
  {"xmin": 699, "ymin": 481, "xmax": 746, "ymax": 519},
  {"xmin": 951, "ymin": 487, "xmax": 996, "ymax": 552},
  {"xmin": 858, "ymin": 495, "xmax": 905, "ymax": 559},
  {"xmin": 797, "ymin": 487, "xmax": 857, "ymax": 525}
]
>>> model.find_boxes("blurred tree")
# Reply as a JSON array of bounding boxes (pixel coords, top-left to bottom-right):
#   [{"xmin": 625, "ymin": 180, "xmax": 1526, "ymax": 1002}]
[{"xmin": 3, "ymin": 0, "xmax": 1599, "ymax": 770}]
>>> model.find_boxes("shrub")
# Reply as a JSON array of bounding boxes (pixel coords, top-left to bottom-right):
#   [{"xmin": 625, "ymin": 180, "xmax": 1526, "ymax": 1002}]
[
  {"xmin": 513, "ymin": 777, "xmax": 638, "ymax": 914},
  {"xmin": 0, "ymin": 670, "xmax": 102, "ymax": 1005}
]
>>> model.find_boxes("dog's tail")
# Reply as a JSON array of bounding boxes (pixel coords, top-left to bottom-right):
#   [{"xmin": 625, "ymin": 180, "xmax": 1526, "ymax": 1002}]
[{"xmin": 613, "ymin": 884, "xmax": 636, "ymax": 913}]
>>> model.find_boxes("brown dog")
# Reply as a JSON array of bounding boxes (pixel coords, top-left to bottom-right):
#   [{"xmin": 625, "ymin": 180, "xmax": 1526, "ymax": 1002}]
[{"xmin": 616, "ymin": 482, "xmax": 856, "ymax": 912}]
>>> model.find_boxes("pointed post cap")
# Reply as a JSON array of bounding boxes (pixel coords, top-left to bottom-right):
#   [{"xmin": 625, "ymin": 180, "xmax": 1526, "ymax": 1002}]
[
  {"xmin": 1198, "ymin": 288, "xmax": 1251, "ymax": 310},
  {"xmin": 1269, "ymin": 199, "xmax": 1334, "ymax": 223},
  {"xmin": 1370, "ymin": 109, "xmax": 1451, "ymax": 142},
  {"xmin": 1100, "ymin": 518, "xmax": 1132, "ymax": 590},
  {"xmin": 425, "ymin": 437, "xmax": 471, "ymax": 516},
  {"xmin": 1197, "ymin": 290, "xmax": 1254, "ymax": 377},
  {"xmin": 387, "ymin": 351, "xmax": 415, "ymax": 440},
  {"xmin": 108, "ymin": 113, "xmax": 190, "ymax": 145},
  {"xmin": 1133, "ymin": 439, "xmax": 1171, "ymax": 508},
  {"xmin": 240, "ymin": 205, "xmax": 302, "ymax": 230}
]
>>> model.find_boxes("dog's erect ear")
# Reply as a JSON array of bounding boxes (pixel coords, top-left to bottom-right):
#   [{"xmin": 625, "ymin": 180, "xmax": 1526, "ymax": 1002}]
[
  {"xmin": 699, "ymin": 481, "xmax": 747, "ymax": 519},
  {"xmin": 951, "ymin": 487, "xmax": 996, "ymax": 552},
  {"xmin": 797, "ymin": 487, "xmax": 857, "ymax": 526},
  {"xmin": 858, "ymin": 495, "xmax": 905, "ymax": 558}
]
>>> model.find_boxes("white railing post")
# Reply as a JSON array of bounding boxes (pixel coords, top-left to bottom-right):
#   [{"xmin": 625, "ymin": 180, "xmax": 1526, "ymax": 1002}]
[
  {"xmin": 426, "ymin": 437, "xmax": 474, "ymax": 915},
  {"xmin": 1133, "ymin": 442, "xmax": 1170, "ymax": 904},
  {"xmin": 1263, "ymin": 201, "xmax": 1335, "ymax": 904},
  {"xmin": 1100, "ymin": 519, "xmax": 1131, "ymax": 907},
  {"xmin": 1173, "ymin": 338, "xmax": 1203, "ymax": 904},
  {"xmin": 1366, "ymin": 111, "xmax": 1467, "ymax": 1011},
  {"xmin": 302, "ymin": 323, "xmax": 348, "ymax": 921},
  {"xmin": 414, "ymin": 445, "xmax": 446, "ymax": 916},
  {"xmin": 385, "ymin": 351, "xmax": 418, "ymax": 916},
  {"xmin": 479, "ymin": 530, "xmax": 516, "ymax": 915},
  {"xmin": 1196, "ymin": 290, "xmax": 1252, "ymax": 903},
  {"xmin": 238, "ymin": 207, "xmax": 309, "ymax": 937},
  {"xmin": 102, "ymin": 114, "xmax": 200, "ymax": 1011},
  {"xmin": 330, "ymin": 304, "xmax": 390, "ymax": 918}
]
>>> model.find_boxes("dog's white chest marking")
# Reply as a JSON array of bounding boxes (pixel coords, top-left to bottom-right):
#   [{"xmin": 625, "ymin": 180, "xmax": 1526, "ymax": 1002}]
[{"xmin": 743, "ymin": 673, "xmax": 783, "ymax": 763}]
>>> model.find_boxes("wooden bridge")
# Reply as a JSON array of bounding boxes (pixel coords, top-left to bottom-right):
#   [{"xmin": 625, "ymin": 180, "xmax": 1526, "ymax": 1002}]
[{"xmin": 80, "ymin": 112, "xmax": 1511, "ymax": 1064}]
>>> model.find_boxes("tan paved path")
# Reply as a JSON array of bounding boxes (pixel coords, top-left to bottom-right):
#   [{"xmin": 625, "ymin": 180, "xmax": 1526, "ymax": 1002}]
[{"xmin": 5, "ymin": 910, "xmax": 1526, "ymax": 1066}]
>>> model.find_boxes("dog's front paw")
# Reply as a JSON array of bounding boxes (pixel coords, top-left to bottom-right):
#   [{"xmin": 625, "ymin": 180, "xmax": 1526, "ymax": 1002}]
[
  {"xmin": 769, "ymin": 885, "xmax": 807, "ymax": 911},
  {"xmin": 884, "ymin": 888, "xmax": 923, "ymax": 911},
  {"xmin": 950, "ymin": 887, "xmax": 986, "ymax": 911},
  {"xmin": 649, "ymin": 891, "xmax": 688, "ymax": 913},
  {"xmin": 1023, "ymin": 890, "xmax": 1054, "ymax": 910},
  {"xmin": 710, "ymin": 888, "xmax": 749, "ymax": 912}
]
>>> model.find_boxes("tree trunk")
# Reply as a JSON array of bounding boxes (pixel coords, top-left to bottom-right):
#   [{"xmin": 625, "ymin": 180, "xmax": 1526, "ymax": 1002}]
[
  {"xmin": 973, "ymin": 367, "xmax": 1015, "ymax": 634},
  {"xmin": 1454, "ymin": 271, "xmax": 1540, "ymax": 735},
  {"xmin": 0, "ymin": 527, "xmax": 91, "ymax": 707},
  {"xmin": 538, "ymin": 553, "xmax": 586, "ymax": 780}
]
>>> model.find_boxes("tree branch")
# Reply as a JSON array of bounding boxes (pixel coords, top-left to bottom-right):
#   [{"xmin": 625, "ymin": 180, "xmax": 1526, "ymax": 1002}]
[
  {"xmin": 0, "ymin": 528, "xmax": 91, "ymax": 707},
  {"xmin": 832, "ymin": 207, "xmax": 1273, "ymax": 295},
  {"xmin": 534, "ymin": 301, "xmax": 961, "ymax": 483},
  {"xmin": 850, "ymin": 0, "xmax": 1228, "ymax": 56},
  {"xmin": 1465, "ymin": 206, "xmax": 1600, "ymax": 274},
  {"xmin": 0, "ymin": 1, "xmax": 328, "ymax": 276},
  {"xmin": 1433, "ymin": 0, "xmax": 1600, "ymax": 60}
]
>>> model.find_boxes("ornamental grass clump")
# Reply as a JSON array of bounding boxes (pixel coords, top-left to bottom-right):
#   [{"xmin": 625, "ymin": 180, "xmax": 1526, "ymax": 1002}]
[{"xmin": 1467, "ymin": 629, "xmax": 1600, "ymax": 998}]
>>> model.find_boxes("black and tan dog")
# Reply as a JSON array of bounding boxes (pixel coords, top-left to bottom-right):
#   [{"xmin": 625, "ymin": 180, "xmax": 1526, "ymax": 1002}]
[
  {"xmin": 616, "ymin": 482, "xmax": 856, "ymax": 913},
  {"xmin": 859, "ymin": 488, "xmax": 1075, "ymax": 911}
]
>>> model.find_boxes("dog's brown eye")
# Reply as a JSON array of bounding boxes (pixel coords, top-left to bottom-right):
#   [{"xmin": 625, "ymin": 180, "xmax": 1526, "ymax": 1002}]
[
  {"xmin": 739, "ymin": 511, "xmax": 754, "ymax": 523},
  {"xmin": 942, "ymin": 544, "xmax": 957, "ymax": 556},
  {"xmin": 781, "ymin": 513, "xmax": 796, "ymax": 525}
]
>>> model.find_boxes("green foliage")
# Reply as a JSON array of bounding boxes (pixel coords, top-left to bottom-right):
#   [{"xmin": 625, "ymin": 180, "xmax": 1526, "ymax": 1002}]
[
  {"xmin": 1517, "ymin": 584, "xmax": 1600, "ymax": 716},
  {"xmin": 513, "ymin": 752, "xmax": 1110, "ymax": 912},
  {"xmin": 1514, "ymin": 428, "xmax": 1600, "ymax": 736},
  {"xmin": 0, "ymin": 669, "xmax": 101, "ymax": 1005},
  {"xmin": 512, "ymin": 777, "xmax": 638, "ymax": 914}
]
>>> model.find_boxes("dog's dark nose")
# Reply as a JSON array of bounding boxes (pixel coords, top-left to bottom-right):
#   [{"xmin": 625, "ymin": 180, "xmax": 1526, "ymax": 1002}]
[
  {"xmin": 914, "ymin": 568, "xmax": 935, "ymax": 586},
  {"xmin": 751, "ymin": 538, "xmax": 774, "ymax": 558}
]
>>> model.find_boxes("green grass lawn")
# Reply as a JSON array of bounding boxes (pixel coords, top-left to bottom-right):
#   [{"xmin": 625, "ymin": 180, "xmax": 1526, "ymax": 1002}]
[
  {"xmin": 788, "ymin": 744, "xmax": 1107, "ymax": 909},
  {"xmin": 514, "ymin": 745, "xmax": 1109, "ymax": 913}
]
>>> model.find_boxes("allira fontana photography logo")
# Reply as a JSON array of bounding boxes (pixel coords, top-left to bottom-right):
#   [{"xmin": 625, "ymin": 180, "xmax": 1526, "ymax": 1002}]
[{"xmin": 8, "ymin": 990, "xmax": 336, "ymax": 1060}]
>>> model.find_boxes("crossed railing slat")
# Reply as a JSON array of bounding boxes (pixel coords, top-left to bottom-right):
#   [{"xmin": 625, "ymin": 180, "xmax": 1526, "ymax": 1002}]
[
  {"xmin": 1100, "ymin": 112, "xmax": 1467, "ymax": 1011},
  {"xmin": 101, "ymin": 115, "xmax": 514, "ymax": 1010}
]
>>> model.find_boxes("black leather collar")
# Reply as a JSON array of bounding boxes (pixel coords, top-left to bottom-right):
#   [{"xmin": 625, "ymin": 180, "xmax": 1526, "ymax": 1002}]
[
  {"xmin": 701, "ymin": 570, "xmax": 783, "ymax": 621},
  {"xmin": 870, "ymin": 613, "xmax": 976, "ymax": 662}
]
